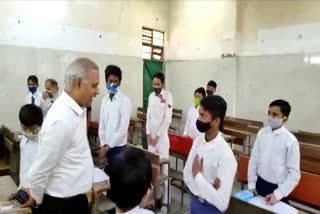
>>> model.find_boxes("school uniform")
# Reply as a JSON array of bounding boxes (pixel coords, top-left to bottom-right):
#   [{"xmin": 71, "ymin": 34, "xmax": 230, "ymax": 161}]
[
  {"xmin": 19, "ymin": 136, "xmax": 39, "ymax": 188},
  {"xmin": 248, "ymin": 126, "xmax": 301, "ymax": 203},
  {"xmin": 146, "ymin": 89, "xmax": 173, "ymax": 204},
  {"xmin": 183, "ymin": 105, "xmax": 201, "ymax": 140},
  {"xmin": 25, "ymin": 91, "xmax": 47, "ymax": 114},
  {"xmin": 122, "ymin": 206, "xmax": 154, "ymax": 214},
  {"xmin": 44, "ymin": 91, "xmax": 61, "ymax": 111},
  {"xmin": 183, "ymin": 134, "xmax": 237, "ymax": 213},
  {"xmin": 98, "ymin": 89, "xmax": 132, "ymax": 175},
  {"xmin": 27, "ymin": 91, "xmax": 93, "ymax": 214}
]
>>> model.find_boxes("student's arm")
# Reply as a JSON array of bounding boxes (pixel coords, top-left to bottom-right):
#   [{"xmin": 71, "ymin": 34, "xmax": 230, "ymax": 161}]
[
  {"xmin": 156, "ymin": 92, "xmax": 173, "ymax": 137},
  {"xmin": 183, "ymin": 107, "xmax": 192, "ymax": 136},
  {"xmin": 273, "ymin": 140, "xmax": 301, "ymax": 201},
  {"xmin": 98, "ymin": 98, "xmax": 106, "ymax": 146},
  {"xmin": 194, "ymin": 154, "xmax": 237, "ymax": 211},
  {"xmin": 247, "ymin": 131, "xmax": 261, "ymax": 190},
  {"xmin": 108, "ymin": 97, "xmax": 132, "ymax": 148},
  {"xmin": 146, "ymin": 94, "xmax": 152, "ymax": 135},
  {"xmin": 27, "ymin": 120, "xmax": 72, "ymax": 204},
  {"xmin": 183, "ymin": 140, "xmax": 200, "ymax": 196}
]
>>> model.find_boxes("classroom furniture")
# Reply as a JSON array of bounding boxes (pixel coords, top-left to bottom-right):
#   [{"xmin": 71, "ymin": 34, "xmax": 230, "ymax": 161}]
[
  {"xmin": 226, "ymin": 197, "xmax": 274, "ymax": 214},
  {"xmin": 135, "ymin": 107, "xmax": 147, "ymax": 148},
  {"xmin": 169, "ymin": 108, "xmax": 183, "ymax": 135}
]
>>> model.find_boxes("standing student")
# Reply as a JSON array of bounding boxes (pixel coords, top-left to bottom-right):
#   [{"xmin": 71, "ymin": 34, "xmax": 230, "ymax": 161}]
[
  {"xmin": 108, "ymin": 147, "xmax": 154, "ymax": 214},
  {"xmin": 20, "ymin": 58, "xmax": 100, "ymax": 214},
  {"xmin": 206, "ymin": 80, "xmax": 217, "ymax": 96},
  {"xmin": 183, "ymin": 95, "xmax": 237, "ymax": 214},
  {"xmin": 98, "ymin": 65, "xmax": 131, "ymax": 175},
  {"xmin": 248, "ymin": 99, "xmax": 300, "ymax": 205},
  {"xmin": 146, "ymin": 72, "xmax": 173, "ymax": 207},
  {"xmin": 183, "ymin": 87, "xmax": 206, "ymax": 140},
  {"xmin": 25, "ymin": 75, "xmax": 47, "ymax": 114}
]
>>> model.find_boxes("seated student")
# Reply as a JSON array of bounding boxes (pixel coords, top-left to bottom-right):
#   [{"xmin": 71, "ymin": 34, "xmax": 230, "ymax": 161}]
[
  {"xmin": 183, "ymin": 95, "xmax": 237, "ymax": 214},
  {"xmin": 248, "ymin": 99, "xmax": 300, "ymax": 205},
  {"xmin": 108, "ymin": 147, "xmax": 154, "ymax": 214},
  {"xmin": 25, "ymin": 75, "xmax": 47, "ymax": 114},
  {"xmin": 183, "ymin": 87, "xmax": 206, "ymax": 139},
  {"xmin": 206, "ymin": 80, "xmax": 217, "ymax": 96},
  {"xmin": 18, "ymin": 104, "xmax": 43, "ymax": 188}
]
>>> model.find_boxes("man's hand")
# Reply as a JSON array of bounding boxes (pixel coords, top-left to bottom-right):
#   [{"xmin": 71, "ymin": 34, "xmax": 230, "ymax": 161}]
[
  {"xmin": 19, "ymin": 188, "xmax": 37, "ymax": 208},
  {"xmin": 192, "ymin": 155, "xmax": 203, "ymax": 177},
  {"xmin": 265, "ymin": 193, "xmax": 278, "ymax": 205},
  {"xmin": 98, "ymin": 145, "xmax": 110, "ymax": 167},
  {"xmin": 212, "ymin": 177, "xmax": 221, "ymax": 189},
  {"xmin": 249, "ymin": 188, "xmax": 258, "ymax": 195}
]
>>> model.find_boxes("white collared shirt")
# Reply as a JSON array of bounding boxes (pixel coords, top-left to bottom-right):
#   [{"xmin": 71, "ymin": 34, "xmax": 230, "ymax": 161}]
[
  {"xmin": 183, "ymin": 105, "xmax": 201, "ymax": 140},
  {"xmin": 183, "ymin": 133, "xmax": 237, "ymax": 211},
  {"xmin": 146, "ymin": 89, "xmax": 173, "ymax": 137},
  {"xmin": 98, "ymin": 90, "xmax": 132, "ymax": 148},
  {"xmin": 19, "ymin": 136, "xmax": 39, "ymax": 188},
  {"xmin": 248, "ymin": 126, "xmax": 301, "ymax": 200},
  {"xmin": 27, "ymin": 91, "xmax": 93, "ymax": 203},
  {"xmin": 122, "ymin": 206, "xmax": 154, "ymax": 214},
  {"xmin": 25, "ymin": 91, "xmax": 47, "ymax": 114},
  {"xmin": 44, "ymin": 91, "xmax": 61, "ymax": 111}
]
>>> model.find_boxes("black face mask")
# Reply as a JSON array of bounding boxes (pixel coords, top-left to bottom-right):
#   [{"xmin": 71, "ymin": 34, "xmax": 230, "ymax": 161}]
[
  {"xmin": 206, "ymin": 90, "xmax": 214, "ymax": 96},
  {"xmin": 154, "ymin": 88, "xmax": 162, "ymax": 95},
  {"xmin": 196, "ymin": 119, "xmax": 211, "ymax": 133}
]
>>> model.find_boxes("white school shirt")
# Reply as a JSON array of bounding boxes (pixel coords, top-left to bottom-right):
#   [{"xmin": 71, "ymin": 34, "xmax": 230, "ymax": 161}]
[
  {"xmin": 146, "ymin": 89, "xmax": 173, "ymax": 137},
  {"xmin": 27, "ymin": 91, "xmax": 93, "ymax": 204},
  {"xmin": 19, "ymin": 136, "xmax": 39, "ymax": 188},
  {"xmin": 98, "ymin": 89, "xmax": 132, "ymax": 148},
  {"xmin": 122, "ymin": 206, "xmax": 154, "ymax": 214},
  {"xmin": 248, "ymin": 126, "xmax": 301, "ymax": 201},
  {"xmin": 44, "ymin": 91, "xmax": 61, "ymax": 111},
  {"xmin": 25, "ymin": 91, "xmax": 47, "ymax": 114},
  {"xmin": 183, "ymin": 105, "xmax": 201, "ymax": 140},
  {"xmin": 183, "ymin": 133, "xmax": 237, "ymax": 212}
]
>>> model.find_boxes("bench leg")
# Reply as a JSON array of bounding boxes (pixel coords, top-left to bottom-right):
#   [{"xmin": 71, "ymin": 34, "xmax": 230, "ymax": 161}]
[{"xmin": 181, "ymin": 182, "xmax": 184, "ymax": 206}]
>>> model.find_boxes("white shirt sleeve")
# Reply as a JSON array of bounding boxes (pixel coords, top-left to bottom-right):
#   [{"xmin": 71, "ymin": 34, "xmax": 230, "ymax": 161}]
[
  {"xmin": 156, "ymin": 92, "xmax": 173, "ymax": 137},
  {"xmin": 108, "ymin": 97, "xmax": 132, "ymax": 148},
  {"xmin": 247, "ymin": 131, "xmax": 261, "ymax": 190},
  {"xmin": 98, "ymin": 98, "xmax": 106, "ymax": 146},
  {"xmin": 274, "ymin": 140, "xmax": 301, "ymax": 200},
  {"xmin": 146, "ymin": 94, "xmax": 152, "ymax": 135},
  {"xmin": 28, "ymin": 120, "xmax": 72, "ymax": 204},
  {"xmin": 183, "ymin": 107, "xmax": 192, "ymax": 136},
  {"xmin": 183, "ymin": 141, "xmax": 200, "ymax": 195},
  {"xmin": 194, "ymin": 154, "xmax": 237, "ymax": 212}
]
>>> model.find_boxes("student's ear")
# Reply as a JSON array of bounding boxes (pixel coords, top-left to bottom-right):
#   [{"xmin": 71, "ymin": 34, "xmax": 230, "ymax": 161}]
[
  {"xmin": 283, "ymin": 117, "xmax": 288, "ymax": 123},
  {"xmin": 74, "ymin": 78, "xmax": 82, "ymax": 89}
]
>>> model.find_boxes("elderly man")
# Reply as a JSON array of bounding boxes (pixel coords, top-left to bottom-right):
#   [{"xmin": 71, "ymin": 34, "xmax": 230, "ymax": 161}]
[{"xmin": 21, "ymin": 58, "xmax": 100, "ymax": 214}]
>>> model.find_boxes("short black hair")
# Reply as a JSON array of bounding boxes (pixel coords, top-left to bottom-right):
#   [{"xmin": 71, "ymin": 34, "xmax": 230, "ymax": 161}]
[
  {"xmin": 207, "ymin": 80, "xmax": 217, "ymax": 88},
  {"xmin": 27, "ymin": 75, "xmax": 39, "ymax": 85},
  {"xmin": 108, "ymin": 147, "xmax": 152, "ymax": 211},
  {"xmin": 45, "ymin": 78, "xmax": 58, "ymax": 87},
  {"xmin": 194, "ymin": 87, "xmax": 206, "ymax": 98},
  {"xmin": 152, "ymin": 72, "xmax": 165, "ymax": 84},
  {"xmin": 105, "ymin": 65, "xmax": 122, "ymax": 83},
  {"xmin": 19, "ymin": 104, "xmax": 43, "ymax": 127},
  {"xmin": 269, "ymin": 99, "xmax": 291, "ymax": 117},
  {"xmin": 200, "ymin": 95, "xmax": 227, "ymax": 131}
]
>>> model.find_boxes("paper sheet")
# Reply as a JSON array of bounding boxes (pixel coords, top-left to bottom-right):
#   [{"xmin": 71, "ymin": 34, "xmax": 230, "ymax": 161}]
[
  {"xmin": 93, "ymin": 167, "xmax": 109, "ymax": 183},
  {"xmin": 0, "ymin": 205, "xmax": 15, "ymax": 213},
  {"xmin": 248, "ymin": 196, "xmax": 298, "ymax": 214}
]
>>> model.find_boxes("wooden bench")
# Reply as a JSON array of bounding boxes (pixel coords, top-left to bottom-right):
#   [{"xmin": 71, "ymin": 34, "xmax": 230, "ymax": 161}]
[
  {"xmin": 293, "ymin": 131, "xmax": 320, "ymax": 146},
  {"xmin": 300, "ymin": 142, "xmax": 320, "ymax": 175},
  {"xmin": 169, "ymin": 108, "xmax": 183, "ymax": 135}
]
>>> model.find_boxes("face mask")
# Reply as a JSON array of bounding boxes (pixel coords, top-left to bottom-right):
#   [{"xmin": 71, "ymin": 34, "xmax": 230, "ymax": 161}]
[
  {"xmin": 196, "ymin": 119, "xmax": 211, "ymax": 133},
  {"xmin": 154, "ymin": 88, "xmax": 162, "ymax": 95},
  {"xmin": 267, "ymin": 116, "xmax": 285, "ymax": 129},
  {"xmin": 107, "ymin": 83, "xmax": 118, "ymax": 95},
  {"xmin": 194, "ymin": 98, "xmax": 200, "ymax": 107},
  {"xmin": 28, "ymin": 86, "xmax": 37, "ymax": 94},
  {"xmin": 22, "ymin": 127, "xmax": 40, "ymax": 141},
  {"xmin": 206, "ymin": 90, "xmax": 214, "ymax": 96}
]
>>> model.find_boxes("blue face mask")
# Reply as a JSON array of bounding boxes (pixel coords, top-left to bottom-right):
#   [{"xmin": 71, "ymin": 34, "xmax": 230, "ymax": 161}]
[
  {"xmin": 107, "ymin": 83, "xmax": 118, "ymax": 95},
  {"xmin": 28, "ymin": 86, "xmax": 37, "ymax": 94}
]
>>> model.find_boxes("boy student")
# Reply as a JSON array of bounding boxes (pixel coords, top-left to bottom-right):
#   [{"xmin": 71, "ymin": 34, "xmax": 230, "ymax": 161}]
[
  {"xmin": 248, "ymin": 99, "xmax": 300, "ymax": 205},
  {"xmin": 108, "ymin": 147, "xmax": 154, "ymax": 214},
  {"xmin": 25, "ymin": 75, "xmax": 47, "ymax": 114},
  {"xmin": 206, "ymin": 80, "xmax": 217, "ymax": 96},
  {"xmin": 183, "ymin": 95, "xmax": 237, "ymax": 214}
]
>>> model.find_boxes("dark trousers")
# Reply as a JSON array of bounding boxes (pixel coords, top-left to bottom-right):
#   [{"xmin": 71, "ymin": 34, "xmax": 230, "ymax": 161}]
[
  {"xmin": 36, "ymin": 194, "xmax": 90, "ymax": 214},
  {"xmin": 104, "ymin": 145, "xmax": 126, "ymax": 175},
  {"xmin": 190, "ymin": 195, "xmax": 223, "ymax": 214},
  {"xmin": 256, "ymin": 176, "xmax": 289, "ymax": 204}
]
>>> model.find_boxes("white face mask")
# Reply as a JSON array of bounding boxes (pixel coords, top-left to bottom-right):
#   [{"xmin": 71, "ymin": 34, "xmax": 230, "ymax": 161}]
[
  {"xmin": 267, "ymin": 116, "xmax": 285, "ymax": 129},
  {"xmin": 22, "ymin": 127, "xmax": 40, "ymax": 141}
]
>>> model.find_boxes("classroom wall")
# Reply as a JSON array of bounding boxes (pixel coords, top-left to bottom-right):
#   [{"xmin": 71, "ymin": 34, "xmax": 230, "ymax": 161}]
[{"xmin": 0, "ymin": 1, "xmax": 169, "ymax": 129}]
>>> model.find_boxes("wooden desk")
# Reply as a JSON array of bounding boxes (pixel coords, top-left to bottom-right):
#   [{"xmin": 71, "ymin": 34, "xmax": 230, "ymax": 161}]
[
  {"xmin": 226, "ymin": 197, "xmax": 273, "ymax": 214},
  {"xmin": 0, "ymin": 176, "xmax": 16, "ymax": 201}
]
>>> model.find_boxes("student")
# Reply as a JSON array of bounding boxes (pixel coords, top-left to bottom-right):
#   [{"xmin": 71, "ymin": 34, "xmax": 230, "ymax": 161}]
[
  {"xmin": 25, "ymin": 75, "xmax": 47, "ymax": 114},
  {"xmin": 98, "ymin": 65, "xmax": 132, "ymax": 175},
  {"xmin": 108, "ymin": 147, "xmax": 154, "ymax": 214},
  {"xmin": 43, "ymin": 79, "xmax": 60, "ymax": 109},
  {"xmin": 206, "ymin": 80, "xmax": 217, "ymax": 96},
  {"xmin": 248, "ymin": 99, "xmax": 300, "ymax": 205},
  {"xmin": 18, "ymin": 104, "xmax": 43, "ymax": 189},
  {"xmin": 146, "ymin": 72, "xmax": 173, "ymax": 207},
  {"xmin": 183, "ymin": 95, "xmax": 237, "ymax": 214},
  {"xmin": 183, "ymin": 87, "xmax": 206, "ymax": 140}
]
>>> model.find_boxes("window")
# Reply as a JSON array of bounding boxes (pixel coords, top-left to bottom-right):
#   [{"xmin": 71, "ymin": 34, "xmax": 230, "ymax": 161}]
[{"xmin": 142, "ymin": 27, "xmax": 164, "ymax": 61}]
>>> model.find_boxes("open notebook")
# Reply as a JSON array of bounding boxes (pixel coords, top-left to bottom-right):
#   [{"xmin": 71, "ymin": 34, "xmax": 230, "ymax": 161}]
[{"xmin": 248, "ymin": 196, "xmax": 298, "ymax": 214}]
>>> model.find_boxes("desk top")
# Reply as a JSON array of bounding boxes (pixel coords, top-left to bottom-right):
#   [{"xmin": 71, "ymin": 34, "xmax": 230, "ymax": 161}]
[
  {"xmin": 226, "ymin": 197, "xmax": 273, "ymax": 214},
  {"xmin": 0, "ymin": 176, "xmax": 16, "ymax": 201}
]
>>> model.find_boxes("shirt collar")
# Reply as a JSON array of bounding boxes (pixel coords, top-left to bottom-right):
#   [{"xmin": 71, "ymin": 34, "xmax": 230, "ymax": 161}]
[
  {"xmin": 154, "ymin": 89, "xmax": 165, "ymax": 97},
  {"xmin": 272, "ymin": 125, "xmax": 286, "ymax": 135},
  {"xmin": 202, "ymin": 132, "xmax": 222, "ymax": 148},
  {"xmin": 61, "ymin": 91, "xmax": 85, "ymax": 116},
  {"xmin": 123, "ymin": 206, "xmax": 139, "ymax": 214},
  {"xmin": 107, "ymin": 89, "xmax": 122, "ymax": 100}
]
